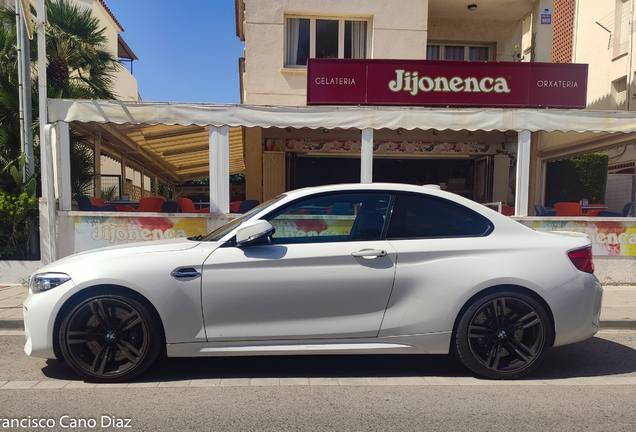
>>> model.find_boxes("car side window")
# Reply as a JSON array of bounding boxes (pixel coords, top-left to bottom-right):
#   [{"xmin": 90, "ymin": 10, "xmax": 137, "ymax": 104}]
[
  {"xmin": 267, "ymin": 193, "xmax": 392, "ymax": 244},
  {"xmin": 386, "ymin": 193, "xmax": 492, "ymax": 239}
]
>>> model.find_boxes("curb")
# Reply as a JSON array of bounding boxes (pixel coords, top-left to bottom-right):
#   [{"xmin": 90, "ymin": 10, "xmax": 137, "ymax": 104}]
[
  {"xmin": 0, "ymin": 321, "xmax": 633, "ymax": 331},
  {"xmin": 600, "ymin": 320, "xmax": 636, "ymax": 330},
  {"xmin": 0, "ymin": 320, "xmax": 24, "ymax": 329}
]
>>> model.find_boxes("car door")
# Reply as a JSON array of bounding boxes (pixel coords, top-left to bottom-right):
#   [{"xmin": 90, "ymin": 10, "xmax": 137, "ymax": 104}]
[
  {"xmin": 379, "ymin": 192, "xmax": 495, "ymax": 337},
  {"xmin": 201, "ymin": 192, "xmax": 397, "ymax": 341}
]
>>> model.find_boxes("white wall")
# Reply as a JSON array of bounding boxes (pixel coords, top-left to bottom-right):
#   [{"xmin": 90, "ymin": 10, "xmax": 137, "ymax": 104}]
[
  {"xmin": 605, "ymin": 174, "xmax": 636, "ymax": 212},
  {"xmin": 574, "ymin": 0, "xmax": 636, "ymax": 110},
  {"xmin": 426, "ymin": 17, "xmax": 521, "ymax": 61},
  {"xmin": 242, "ymin": 0, "xmax": 428, "ymax": 106}
]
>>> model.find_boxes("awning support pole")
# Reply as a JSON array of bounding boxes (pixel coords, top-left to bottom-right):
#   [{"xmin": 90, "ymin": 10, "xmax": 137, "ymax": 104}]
[
  {"xmin": 57, "ymin": 122, "xmax": 72, "ymax": 210},
  {"xmin": 16, "ymin": 0, "xmax": 33, "ymax": 178},
  {"xmin": 361, "ymin": 129, "xmax": 373, "ymax": 183},
  {"xmin": 36, "ymin": 0, "xmax": 47, "ymax": 179},
  {"xmin": 121, "ymin": 155, "xmax": 127, "ymax": 198},
  {"xmin": 515, "ymin": 130, "xmax": 531, "ymax": 216},
  {"xmin": 94, "ymin": 134, "xmax": 101, "ymax": 198},
  {"xmin": 539, "ymin": 161, "xmax": 547, "ymax": 206},
  {"xmin": 209, "ymin": 126, "xmax": 230, "ymax": 213},
  {"xmin": 40, "ymin": 124, "xmax": 56, "ymax": 264}
]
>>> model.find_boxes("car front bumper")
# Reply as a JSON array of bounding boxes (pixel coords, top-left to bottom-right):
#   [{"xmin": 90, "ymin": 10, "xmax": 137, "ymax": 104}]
[{"xmin": 23, "ymin": 281, "xmax": 79, "ymax": 359}]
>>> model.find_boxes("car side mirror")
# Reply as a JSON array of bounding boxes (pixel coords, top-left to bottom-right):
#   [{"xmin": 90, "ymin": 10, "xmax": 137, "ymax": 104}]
[{"xmin": 235, "ymin": 220, "xmax": 275, "ymax": 247}]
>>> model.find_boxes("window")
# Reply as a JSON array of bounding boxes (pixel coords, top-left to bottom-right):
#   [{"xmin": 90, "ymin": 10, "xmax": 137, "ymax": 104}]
[
  {"xmin": 386, "ymin": 194, "xmax": 493, "ymax": 239},
  {"xmin": 426, "ymin": 43, "xmax": 493, "ymax": 61},
  {"xmin": 614, "ymin": 0, "xmax": 631, "ymax": 57},
  {"xmin": 267, "ymin": 193, "xmax": 391, "ymax": 244},
  {"xmin": 202, "ymin": 196, "xmax": 284, "ymax": 242},
  {"xmin": 286, "ymin": 17, "xmax": 368, "ymax": 67},
  {"xmin": 521, "ymin": 14, "xmax": 532, "ymax": 62},
  {"xmin": 613, "ymin": 76, "xmax": 628, "ymax": 110}
]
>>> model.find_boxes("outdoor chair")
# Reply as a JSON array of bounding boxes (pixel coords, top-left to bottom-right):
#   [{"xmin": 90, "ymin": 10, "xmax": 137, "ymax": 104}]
[
  {"xmin": 328, "ymin": 202, "xmax": 353, "ymax": 215},
  {"xmin": 229, "ymin": 201, "xmax": 241, "ymax": 213},
  {"xmin": 136, "ymin": 197, "xmax": 165, "ymax": 212},
  {"xmin": 75, "ymin": 195, "xmax": 116, "ymax": 212},
  {"xmin": 177, "ymin": 197, "xmax": 210, "ymax": 213},
  {"xmin": 160, "ymin": 201, "xmax": 180, "ymax": 213},
  {"xmin": 349, "ymin": 210, "xmax": 384, "ymax": 241},
  {"xmin": 501, "ymin": 205, "xmax": 515, "ymax": 216},
  {"xmin": 236, "ymin": 199, "xmax": 259, "ymax": 213},
  {"xmin": 112, "ymin": 204, "xmax": 137, "ymax": 212},
  {"xmin": 534, "ymin": 205, "xmax": 555, "ymax": 216},
  {"xmin": 598, "ymin": 202, "xmax": 635, "ymax": 217},
  {"xmin": 90, "ymin": 198, "xmax": 109, "ymax": 207},
  {"xmin": 554, "ymin": 202, "xmax": 601, "ymax": 217}
]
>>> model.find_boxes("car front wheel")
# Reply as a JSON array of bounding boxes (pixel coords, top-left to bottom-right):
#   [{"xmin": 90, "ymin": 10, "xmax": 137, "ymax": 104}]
[
  {"xmin": 59, "ymin": 293, "xmax": 162, "ymax": 382},
  {"xmin": 452, "ymin": 291, "xmax": 552, "ymax": 380}
]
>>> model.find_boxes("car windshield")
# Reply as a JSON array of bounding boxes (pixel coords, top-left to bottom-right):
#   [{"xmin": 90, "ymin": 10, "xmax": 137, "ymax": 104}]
[{"xmin": 200, "ymin": 196, "xmax": 285, "ymax": 242}]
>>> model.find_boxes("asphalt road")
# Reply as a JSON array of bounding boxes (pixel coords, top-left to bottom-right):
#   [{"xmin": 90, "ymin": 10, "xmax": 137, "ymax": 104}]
[{"xmin": 0, "ymin": 330, "xmax": 635, "ymax": 431}]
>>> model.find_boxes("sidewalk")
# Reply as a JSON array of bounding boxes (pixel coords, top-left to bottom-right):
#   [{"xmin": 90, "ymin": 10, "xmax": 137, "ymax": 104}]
[{"xmin": 1, "ymin": 284, "xmax": 635, "ymax": 330}]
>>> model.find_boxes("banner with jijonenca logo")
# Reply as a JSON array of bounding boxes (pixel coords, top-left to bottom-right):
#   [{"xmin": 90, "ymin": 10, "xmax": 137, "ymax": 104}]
[
  {"xmin": 74, "ymin": 216, "xmax": 207, "ymax": 253},
  {"xmin": 306, "ymin": 58, "xmax": 588, "ymax": 108}
]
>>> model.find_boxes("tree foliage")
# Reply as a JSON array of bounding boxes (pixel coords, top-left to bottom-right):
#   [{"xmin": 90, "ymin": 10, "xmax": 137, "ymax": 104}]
[
  {"xmin": 545, "ymin": 154, "xmax": 609, "ymax": 206},
  {"xmin": 0, "ymin": 190, "xmax": 38, "ymax": 259},
  {"xmin": 0, "ymin": 1, "xmax": 122, "ymax": 260},
  {"xmin": 0, "ymin": 0, "xmax": 121, "ymax": 190}
]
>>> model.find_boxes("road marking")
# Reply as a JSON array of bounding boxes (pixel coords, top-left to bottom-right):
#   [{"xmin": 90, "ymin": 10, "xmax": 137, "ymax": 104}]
[{"xmin": 0, "ymin": 376, "xmax": 635, "ymax": 389}]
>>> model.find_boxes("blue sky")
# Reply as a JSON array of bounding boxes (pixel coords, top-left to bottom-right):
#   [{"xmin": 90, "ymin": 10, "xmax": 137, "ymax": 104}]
[{"xmin": 106, "ymin": 0, "xmax": 245, "ymax": 103}]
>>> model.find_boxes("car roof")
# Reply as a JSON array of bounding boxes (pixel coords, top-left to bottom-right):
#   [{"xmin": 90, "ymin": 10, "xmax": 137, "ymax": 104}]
[
  {"xmin": 284, "ymin": 183, "xmax": 443, "ymax": 198},
  {"xmin": 274, "ymin": 183, "xmax": 528, "ymax": 232}
]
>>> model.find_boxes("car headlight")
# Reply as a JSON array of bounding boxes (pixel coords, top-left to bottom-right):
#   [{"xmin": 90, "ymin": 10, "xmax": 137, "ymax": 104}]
[{"xmin": 29, "ymin": 273, "xmax": 71, "ymax": 294}]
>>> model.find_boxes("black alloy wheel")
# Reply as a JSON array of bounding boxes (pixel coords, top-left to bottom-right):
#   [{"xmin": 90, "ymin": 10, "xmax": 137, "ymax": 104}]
[
  {"xmin": 59, "ymin": 294, "xmax": 162, "ymax": 382},
  {"xmin": 453, "ymin": 291, "xmax": 552, "ymax": 380}
]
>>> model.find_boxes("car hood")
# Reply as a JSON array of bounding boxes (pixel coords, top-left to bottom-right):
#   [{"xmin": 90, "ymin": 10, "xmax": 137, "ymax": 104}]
[{"xmin": 35, "ymin": 238, "xmax": 204, "ymax": 275}]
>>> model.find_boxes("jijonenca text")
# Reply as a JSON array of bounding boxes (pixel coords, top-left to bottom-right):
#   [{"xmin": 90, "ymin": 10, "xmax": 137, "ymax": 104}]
[
  {"xmin": 91, "ymin": 223, "xmax": 187, "ymax": 243},
  {"xmin": 0, "ymin": 416, "xmax": 131, "ymax": 428},
  {"xmin": 389, "ymin": 69, "xmax": 511, "ymax": 96}
]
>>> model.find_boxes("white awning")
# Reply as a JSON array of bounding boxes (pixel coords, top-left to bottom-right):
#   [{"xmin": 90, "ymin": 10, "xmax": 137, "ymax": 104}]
[{"xmin": 48, "ymin": 99, "xmax": 636, "ymax": 133}]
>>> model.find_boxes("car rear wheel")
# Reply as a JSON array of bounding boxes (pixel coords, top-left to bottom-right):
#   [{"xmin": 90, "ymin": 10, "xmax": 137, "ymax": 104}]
[
  {"xmin": 59, "ymin": 294, "xmax": 162, "ymax": 382},
  {"xmin": 452, "ymin": 291, "xmax": 551, "ymax": 380}
]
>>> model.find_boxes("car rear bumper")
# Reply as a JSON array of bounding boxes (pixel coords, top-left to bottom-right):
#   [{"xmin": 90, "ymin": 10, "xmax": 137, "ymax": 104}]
[{"xmin": 543, "ymin": 272, "xmax": 602, "ymax": 347}]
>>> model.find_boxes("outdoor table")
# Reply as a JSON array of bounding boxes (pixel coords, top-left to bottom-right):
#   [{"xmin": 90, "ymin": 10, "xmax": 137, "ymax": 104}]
[{"xmin": 582, "ymin": 204, "xmax": 607, "ymax": 210}]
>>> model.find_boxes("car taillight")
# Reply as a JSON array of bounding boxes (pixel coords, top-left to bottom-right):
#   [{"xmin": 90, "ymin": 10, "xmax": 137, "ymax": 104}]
[{"xmin": 568, "ymin": 247, "xmax": 594, "ymax": 273}]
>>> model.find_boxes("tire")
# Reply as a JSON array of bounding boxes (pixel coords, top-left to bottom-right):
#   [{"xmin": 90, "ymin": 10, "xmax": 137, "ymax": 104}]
[
  {"xmin": 59, "ymin": 293, "xmax": 163, "ymax": 383},
  {"xmin": 452, "ymin": 291, "xmax": 552, "ymax": 380}
]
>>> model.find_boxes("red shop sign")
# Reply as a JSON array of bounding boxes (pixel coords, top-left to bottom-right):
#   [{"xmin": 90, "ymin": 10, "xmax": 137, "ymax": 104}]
[{"xmin": 306, "ymin": 59, "xmax": 588, "ymax": 109}]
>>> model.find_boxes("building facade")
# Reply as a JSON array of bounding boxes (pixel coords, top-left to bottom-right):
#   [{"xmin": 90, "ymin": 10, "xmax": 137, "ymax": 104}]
[
  {"xmin": 569, "ymin": 0, "xmax": 636, "ymax": 211},
  {"xmin": 2, "ymin": 0, "xmax": 140, "ymax": 101},
  {"xmin": 235, "ymin": 0, "xmax": 560, "ymax": 207}
]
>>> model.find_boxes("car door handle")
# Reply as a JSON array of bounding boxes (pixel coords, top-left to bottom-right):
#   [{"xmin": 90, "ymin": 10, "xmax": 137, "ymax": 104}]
[
  {"xmin": 171, "ymin": 268, "xmax": 201, "ymax": 279},
  {"xmin": 351, "ymin": 249, "xmax": 387, "ymax": 259}
]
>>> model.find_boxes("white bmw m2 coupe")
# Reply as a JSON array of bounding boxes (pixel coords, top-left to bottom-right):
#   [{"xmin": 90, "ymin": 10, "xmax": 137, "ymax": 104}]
[{"xmin": 24, "ymin": 183, "xmax": 602, "ymax": 382}]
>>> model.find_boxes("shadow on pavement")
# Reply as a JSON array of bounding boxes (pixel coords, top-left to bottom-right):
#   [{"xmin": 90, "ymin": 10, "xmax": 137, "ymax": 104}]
[
  {"xmin": 534, "ymin": 336, "xmax": 636, "ymax": 379},
  {"xmin": 39, "ymin": 335, "xmax": 636, "ymax": 383}
]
